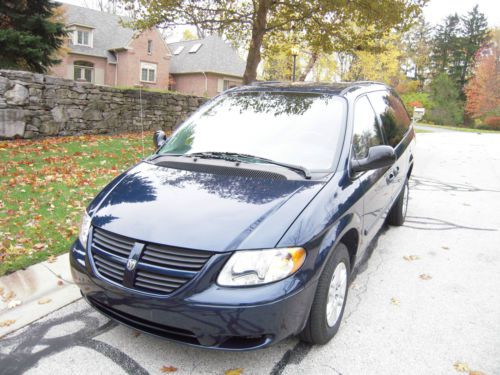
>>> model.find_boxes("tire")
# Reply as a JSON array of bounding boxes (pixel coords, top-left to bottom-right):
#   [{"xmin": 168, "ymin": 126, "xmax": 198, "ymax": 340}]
[
  {"xmin": 387, "ymin": 178, "xmax": 409, "ymax": 226},
  {"xmin": 300, "ymin": 243, "xmax": 350, "ymax": 345}
]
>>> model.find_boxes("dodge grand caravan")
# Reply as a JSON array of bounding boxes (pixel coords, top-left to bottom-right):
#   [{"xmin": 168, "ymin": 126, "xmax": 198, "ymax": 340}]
[{"xmin": 70, "ymin": 81, "xmax": 415, "ymax": 350}]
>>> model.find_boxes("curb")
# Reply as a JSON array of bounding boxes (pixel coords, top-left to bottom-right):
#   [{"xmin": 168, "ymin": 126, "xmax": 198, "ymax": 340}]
[{"xmin": 0, "ymin": 253, "xmax": 81, "ymax": 337}]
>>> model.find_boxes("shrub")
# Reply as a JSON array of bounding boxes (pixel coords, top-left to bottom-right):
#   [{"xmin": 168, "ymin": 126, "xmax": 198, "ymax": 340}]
[
  {"xmin": 401, "ymin": 92, "xmax": 431, "ymax": 111},
  {"xmin": 426, "ymin": 73, "xmax": 464, "ymax": 125}
]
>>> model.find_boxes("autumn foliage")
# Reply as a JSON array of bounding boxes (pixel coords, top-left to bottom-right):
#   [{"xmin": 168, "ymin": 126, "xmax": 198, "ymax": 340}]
[{"xmin": 465, "ymin": 30, "xmax": 500, "ymax": 127}]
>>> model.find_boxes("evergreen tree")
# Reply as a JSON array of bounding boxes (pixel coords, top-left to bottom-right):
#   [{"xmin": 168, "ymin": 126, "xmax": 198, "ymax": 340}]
[
  {"xmin": 457, "ymin": 5, "xmax": 489, "ymax": 90},
  {"xmin": 427, "ymin": 73, "xmax": 464, "ymax": 125},
  {"xmin": 0, "ymin": 0, "xmax": 66, "ymax": 73},
  {"xmin": 432, "ymin": 14, "xmax": 460, "ymax": 74},
  {"xmin": 431, "ymin": 6, "xmax": 489, "ymax": 94}
]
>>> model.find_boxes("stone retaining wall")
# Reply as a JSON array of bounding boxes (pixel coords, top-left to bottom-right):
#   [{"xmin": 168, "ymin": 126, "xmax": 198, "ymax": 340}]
[{"xmin": 0, "ymin": 70, "xmax": 207, "ymax": 139}]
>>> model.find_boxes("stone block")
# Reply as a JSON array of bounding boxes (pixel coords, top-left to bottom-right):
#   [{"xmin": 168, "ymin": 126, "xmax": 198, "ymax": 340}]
[
  {"xmin": 0, "ymin": 109, "xmax": 26, "ymax": 138},
  {"xmin": 5, "ymin": 84, "xmax": 29, "ymax": 105},
  {"xmin": 39, "ymin": 121, "xmax": 60, "ymax": 135},
  {"xmin": 51, "ymin": 106, "xmax": 67, "ymax": 122}
]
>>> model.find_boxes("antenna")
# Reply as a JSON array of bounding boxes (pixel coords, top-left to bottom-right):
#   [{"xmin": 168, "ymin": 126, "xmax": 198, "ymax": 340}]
[{"xmin": 138, "ymin": 84, "xmax": 145, "ymax": 158}]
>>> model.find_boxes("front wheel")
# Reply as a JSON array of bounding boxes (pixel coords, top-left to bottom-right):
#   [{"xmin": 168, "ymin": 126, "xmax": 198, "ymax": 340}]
[
  {"xmin": 299, "ymin": 243, "xmax": 350, "ymax": 345},
  {"xmin": 387, "ymin": 178, "xmax": 409, "ymax": 226}
]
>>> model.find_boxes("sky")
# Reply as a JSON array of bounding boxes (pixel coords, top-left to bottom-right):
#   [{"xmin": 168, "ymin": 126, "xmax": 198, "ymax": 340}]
[
  {"xmin": 61, "ymin": 0, "xmax": 500, "ymax": 36},
  {"xmin": 423, "ymin": 0, "xmax": 499, "ymax": 26}
]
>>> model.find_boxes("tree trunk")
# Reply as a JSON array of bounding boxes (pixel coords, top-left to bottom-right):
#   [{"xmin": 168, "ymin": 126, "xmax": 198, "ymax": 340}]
[
  {"xmin": 242, "ymin": 0, "xmax": 271, "ymax": 84},
  {"xmin": 298, "ymin": 52, "xmax": 318, "ymax": 81}
]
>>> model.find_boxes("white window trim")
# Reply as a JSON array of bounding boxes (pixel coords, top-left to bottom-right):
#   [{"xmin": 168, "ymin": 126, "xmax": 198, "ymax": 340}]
[
  {"xmin": 74, "ymin": 64, "xmax": 94, "ymax": 83},
  {"xmin": 72, "ymin": 28, "xmax": 93, "ymax": 47},
  {"xmin": 140, "ymin": 62, "xmax": 157, "ymax": 83},
  {"xmin": 217, "ymin": 77, "xmax": 239, "ymax": 93}
]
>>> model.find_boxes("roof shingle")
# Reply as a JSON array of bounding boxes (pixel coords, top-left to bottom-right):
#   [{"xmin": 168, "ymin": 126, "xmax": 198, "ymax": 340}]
[
  {"xmin": 62, "ymin": 3, "xmax": 134, "ymax": 62},
  {"xmin": 168, "ymin": 35, "xmax": 245, "ymax": 78}
]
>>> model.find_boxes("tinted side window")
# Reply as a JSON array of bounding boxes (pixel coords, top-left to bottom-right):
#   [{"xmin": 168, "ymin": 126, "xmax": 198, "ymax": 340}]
[
  {"xmin": 352, "ymin": 96, "xmax": 382, "ymax": 159},
  {"xmin": 369, "ymin": 91, "xmax": 411, "ymax": 147}
]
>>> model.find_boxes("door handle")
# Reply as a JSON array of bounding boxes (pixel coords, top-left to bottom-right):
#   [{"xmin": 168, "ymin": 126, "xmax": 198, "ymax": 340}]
[{"xmin": 387, "ymin": 172, "xmax": 395, "ymax": 183}]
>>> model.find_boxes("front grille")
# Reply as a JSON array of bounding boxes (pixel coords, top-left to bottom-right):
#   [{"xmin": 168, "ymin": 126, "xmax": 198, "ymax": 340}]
[
  {"xmin": 134, "ymin": 269, "xmax": 189, "ymax": 294},
  {"xmin": 90, "ymin": 227, "xmax": 212, "ymax": 295},
  {"xmin": 142, "ymin": 243, "xmax": 212, "ymax": 271}
]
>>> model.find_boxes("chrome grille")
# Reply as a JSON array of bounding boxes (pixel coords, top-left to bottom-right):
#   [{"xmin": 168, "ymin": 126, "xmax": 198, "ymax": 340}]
[
  {"xmin": 134, "ymin": 269, "xmax": 189, "ymax": 294},
  {"xmin": 92, "ymin": 228, "xmax": 134, "ymax": 257},
  {"xmin": 90, "ymin": 227, "xmax": 213, "ymax": 295},
  {"xmin": 142, "ymin": 243, "xmax": 213, "ymax": 271}
]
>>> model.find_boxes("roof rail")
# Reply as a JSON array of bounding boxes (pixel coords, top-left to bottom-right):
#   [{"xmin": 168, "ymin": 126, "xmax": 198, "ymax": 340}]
[{"xmin": 250, "ymin": 80, "xmax": 286, "ymax": 86}]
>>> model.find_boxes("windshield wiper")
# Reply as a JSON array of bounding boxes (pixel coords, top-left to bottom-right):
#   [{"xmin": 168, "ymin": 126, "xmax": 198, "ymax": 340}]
[
  {"xmin": 187, "ymin": 151, "xmax": 311, "ymax": 179},
  {"xmin": 185, "ymin": 151, "xmax": 241, "ymax": 162}
]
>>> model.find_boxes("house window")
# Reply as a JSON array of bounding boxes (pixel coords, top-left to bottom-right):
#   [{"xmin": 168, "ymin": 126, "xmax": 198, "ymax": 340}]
[
  {"xmin": 140, "ymin": 62, "xmax": 157, "ymax": 83},
  {"xmin": 73, "ymin": 28, "xmax": 93, "ymax": 47},
  {"xmin": 147, "ymin": 40, "xmax": 152, "ymax": 55},
  {"xmin": 217, "ymin": 78, "xmax": 232, "ymax": 93},
  {"xmin": 188, "ymin": 43, "xmax": 202, "ymax": 53},
  {"xmin": 173, "ymin": 46, "xmax": 184, "ymax": 55},
  {"xmin": 74, "ymin": 61, "xmax": 94, "ymax": 82}
]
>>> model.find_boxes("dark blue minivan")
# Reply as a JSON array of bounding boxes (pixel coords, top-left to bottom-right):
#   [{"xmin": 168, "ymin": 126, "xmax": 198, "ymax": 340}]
[{"xmin": 70, "ymin": 81, "xmax": 415, "ymax": 350}]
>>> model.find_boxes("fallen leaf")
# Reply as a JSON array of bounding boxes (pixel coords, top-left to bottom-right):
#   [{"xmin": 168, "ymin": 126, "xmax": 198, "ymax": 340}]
[
  {"xmin": 7, "ymin": 299, "xmax": 22, "ymax": 309},
  {"xmin": 57, "ymin": 280, "xmax": 64, "ymax": 286},
  {"xmin": 403, "ymin": 255, "xmax": 420, "ymax": 261},
  {"xmin": 38, "ymin": 297, "xmax": 52, "ymax": 305},
  {"xmin": 2, "ymin": 290, "xmax": 15, "ymax": 302},
  {"xmin": 132, "ymin": 330, "xmax": 141, "ymax": 337},
  {"xmin": 442, "ymin": 246, "xmax": 450, "ymax": 250},
  {"xmin": 0, "ymin": 319, "xmax": 16, "ymax": 327},
  {"xmin": 160, "ymin": 365, "xmax": 178, "ymax": 373},
  {"xmin": 469, "ymin": 371, "xmax": 486, "ymax": 375},
  {"xmin": 453, "ymin": 362, "xmax": 470, "ymax": 372},
  {"xmin": 47, "ymin": 255, "xmax": 57, "ymax": 263},
  {"xmin": 419, "ymin": 273, "xmax": 432, "ymax": 280},
  {"xmin": 225, "ymin": 368, "xmax": 244, "ymax": 375},
  {"xmin": 33, "ymin": 243, "xmax": 46, "ymax": 250},
  {"xmin": 390, "ymin": 297, "xmax": 400, "ymax": 306}
]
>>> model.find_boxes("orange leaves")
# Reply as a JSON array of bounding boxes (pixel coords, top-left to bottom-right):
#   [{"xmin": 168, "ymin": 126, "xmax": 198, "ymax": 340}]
[
  {"xmin": 225, "ymin": 369, "xmax": 244, "ymax": 375},
  {"xmin": 160, "ymin": 365, "xmax": 178, "ymax": 373},
  {"xmin": 0, "ymin": 319, "xmax": 16, "ymax": 327},
  {"xmin": 1, "ymin": 131, "xmax": 153, "ymax": 276}
]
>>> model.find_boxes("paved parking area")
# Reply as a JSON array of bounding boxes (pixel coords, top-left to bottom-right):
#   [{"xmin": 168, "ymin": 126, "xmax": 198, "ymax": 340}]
[{"xmin": 1, "ymin": 131, "xmax": 499, "ymax": 375}]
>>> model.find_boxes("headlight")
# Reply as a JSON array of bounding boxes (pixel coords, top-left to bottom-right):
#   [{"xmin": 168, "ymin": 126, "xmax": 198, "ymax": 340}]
[
  {"xmin": 78, "ymin": 211, "xmax": 92, "ymax": 249},
  {"xmin": 217, "ymin": 247, "xmax": 306, "ymax": 286}
]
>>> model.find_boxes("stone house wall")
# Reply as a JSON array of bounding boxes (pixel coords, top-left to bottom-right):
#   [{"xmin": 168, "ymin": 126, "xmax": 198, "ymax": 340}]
[{"xmin": 0, "ymin": 70, "xmax": 207, "ymax": 139}]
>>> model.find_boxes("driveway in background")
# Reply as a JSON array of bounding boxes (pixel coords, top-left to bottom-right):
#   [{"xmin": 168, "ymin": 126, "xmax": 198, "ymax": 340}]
[{"xmin": 1, "ymin": 131, "xmax": 499, "ymax": 375}]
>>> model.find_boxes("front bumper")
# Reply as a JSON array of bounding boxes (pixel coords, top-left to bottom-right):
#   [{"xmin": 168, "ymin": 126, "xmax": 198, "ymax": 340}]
[{"xmin": 70, "ymin": 240, "xmax": 317, "ymax": 350}]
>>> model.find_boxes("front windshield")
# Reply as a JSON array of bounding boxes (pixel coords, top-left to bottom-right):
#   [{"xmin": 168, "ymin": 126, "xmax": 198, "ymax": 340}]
[{"xmin": 158, "ymin": 91, "xmax": 347, "ymax": 171}]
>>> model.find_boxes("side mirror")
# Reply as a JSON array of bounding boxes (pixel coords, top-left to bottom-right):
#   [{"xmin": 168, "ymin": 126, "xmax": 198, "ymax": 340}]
[
  {"xmin": 153, "ymin": 130, "xmax": 168, "ymax": 149},
  {"xmin": 351, "ymin": 145, "xmax": 396, "ymax": 173}
]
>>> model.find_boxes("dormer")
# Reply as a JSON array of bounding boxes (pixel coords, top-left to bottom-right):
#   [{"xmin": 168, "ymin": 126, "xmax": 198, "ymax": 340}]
[{"xmin": 68, "ymin": 23, "xmax": 94, "ymax": 48}]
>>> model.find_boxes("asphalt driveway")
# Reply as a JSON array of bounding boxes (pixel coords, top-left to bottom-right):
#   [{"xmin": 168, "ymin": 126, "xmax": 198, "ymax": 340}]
[{"xmin": 1, "ymin": 131, "xmax": 499, "ymax": 375}]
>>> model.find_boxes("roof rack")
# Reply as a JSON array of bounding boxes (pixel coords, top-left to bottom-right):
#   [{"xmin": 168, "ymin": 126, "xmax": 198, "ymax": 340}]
[{"xmin": 250, "ymin": 80, "xmax": 285, "ymax": 86}]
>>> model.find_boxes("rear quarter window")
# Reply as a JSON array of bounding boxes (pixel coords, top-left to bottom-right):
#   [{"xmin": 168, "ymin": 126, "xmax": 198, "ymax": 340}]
[{"xmin": 368, "ymin": 91, "xmax": 411, "ymax": 147}]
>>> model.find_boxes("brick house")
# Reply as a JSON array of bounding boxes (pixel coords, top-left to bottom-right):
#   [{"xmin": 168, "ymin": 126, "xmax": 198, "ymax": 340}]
[
  {"xmin": 167, "ymin": 36, "xmax": 246, "ymax": 97},
  {"xmin": 51, "ymin": 4, "xmax": 171, "ymax": 88}
]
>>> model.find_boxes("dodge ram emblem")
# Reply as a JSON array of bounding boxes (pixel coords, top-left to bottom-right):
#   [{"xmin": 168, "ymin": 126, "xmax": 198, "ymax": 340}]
[{"xmin": 126, "ymin": 258, "xmax": 137, "ymax": 271}]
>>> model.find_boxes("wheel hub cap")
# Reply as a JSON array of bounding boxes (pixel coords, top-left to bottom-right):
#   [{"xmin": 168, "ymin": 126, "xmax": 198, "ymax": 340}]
[{"xmin": 326, "ymin": 262, "xmax": 347, "ymax": 327}]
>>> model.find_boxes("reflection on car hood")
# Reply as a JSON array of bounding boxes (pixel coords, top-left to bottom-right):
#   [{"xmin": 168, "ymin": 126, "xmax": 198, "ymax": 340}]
[{"xmin": 90, "ymin": 162, "xmax": 325, "ymax": 252}]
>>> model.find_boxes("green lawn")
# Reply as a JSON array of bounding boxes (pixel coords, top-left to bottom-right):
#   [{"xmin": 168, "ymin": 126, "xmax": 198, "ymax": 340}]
[{"xmin": 0, "ymin": 132, "xmax": 155, "ymax": 276}]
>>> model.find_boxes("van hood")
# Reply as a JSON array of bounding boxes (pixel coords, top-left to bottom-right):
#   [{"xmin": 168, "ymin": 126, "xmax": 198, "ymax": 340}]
[{"xmin": 89, "ymin": 162, "xmax": 325, "ymax": 252}]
